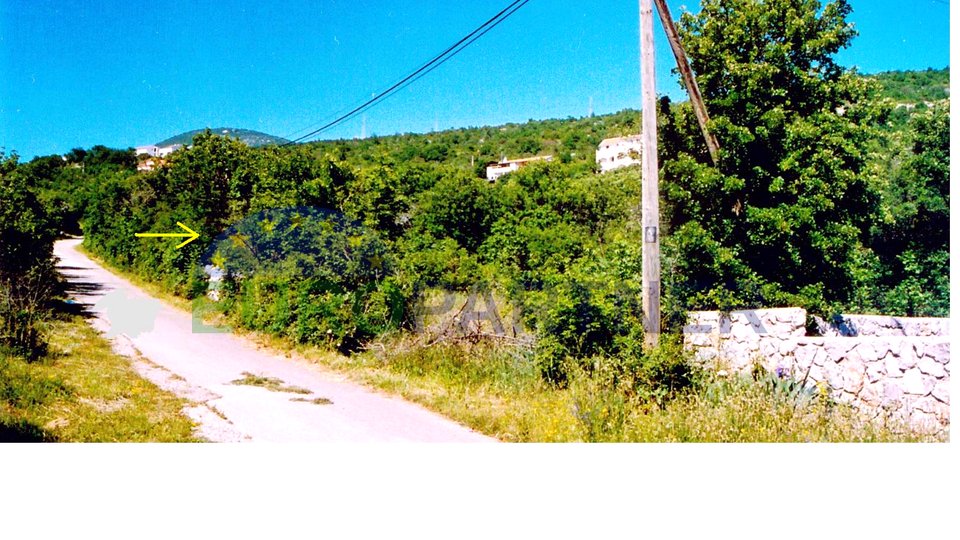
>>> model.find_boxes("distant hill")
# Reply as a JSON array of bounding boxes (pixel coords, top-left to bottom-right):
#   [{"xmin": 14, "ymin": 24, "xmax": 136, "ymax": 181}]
[
  {"xmin": 156, "ymin": 128, "xmax": 290, "ymax": 147},
  {"xmin": 868, "ymin": 67, "xmax": 950, "ymax": 103}
]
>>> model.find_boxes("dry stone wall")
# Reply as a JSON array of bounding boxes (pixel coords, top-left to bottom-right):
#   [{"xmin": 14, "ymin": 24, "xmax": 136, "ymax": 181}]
[{"xmin": 683, "ymin": 308, "xmax": 950, "ymax": 434}]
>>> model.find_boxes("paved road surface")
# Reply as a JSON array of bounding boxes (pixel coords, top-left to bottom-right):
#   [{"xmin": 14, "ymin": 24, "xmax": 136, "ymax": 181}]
[{"xmin": 54, "ymin": 238, "xmax": 493, "ymax": 442}]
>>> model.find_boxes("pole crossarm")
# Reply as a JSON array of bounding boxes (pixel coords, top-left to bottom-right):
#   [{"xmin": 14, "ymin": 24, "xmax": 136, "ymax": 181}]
[{"xmin": 652, "ymin": 0, "xmax": 720, "ymax": 165}]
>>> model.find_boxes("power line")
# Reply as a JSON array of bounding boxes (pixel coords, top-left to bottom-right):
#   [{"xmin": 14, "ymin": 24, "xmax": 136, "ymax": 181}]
[{"xmin": 281, "ymin": 0, "xmax": 531, "ymax": 146}]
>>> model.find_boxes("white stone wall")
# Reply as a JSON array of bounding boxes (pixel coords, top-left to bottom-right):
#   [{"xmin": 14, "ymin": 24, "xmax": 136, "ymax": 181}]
[
  {"xmin": 815, "ymin": 314, "xmax": 949, "ymax": 337},
  {"xmin": 684, "ymin": 308, "xmax": 950, "ymax": 433}
]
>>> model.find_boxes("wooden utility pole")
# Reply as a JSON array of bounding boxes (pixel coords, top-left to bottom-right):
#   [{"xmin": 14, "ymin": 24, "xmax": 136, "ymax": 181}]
[
  {"xmin": 652, "ymin": 0, "xmax": 720, "ymax": 165},
  {"xmin": 640, "ymin": 0, "xmax": 660, "ymax": 349}
]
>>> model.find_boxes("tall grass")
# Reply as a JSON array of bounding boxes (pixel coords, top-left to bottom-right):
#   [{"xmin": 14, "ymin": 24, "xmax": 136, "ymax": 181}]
[
  {"xmin": 324, "ymin": 337, "xmax": 942, "ymax": 443},
  {"xmin": 1, "ymin": 311, "xmax": 197, "ymax": 442}
]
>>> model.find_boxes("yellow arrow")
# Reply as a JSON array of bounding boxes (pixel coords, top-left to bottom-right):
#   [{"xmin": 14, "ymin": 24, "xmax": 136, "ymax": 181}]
[{"xmin": 135, "ymin": 222, "xmax": 201, "ymax": 249}]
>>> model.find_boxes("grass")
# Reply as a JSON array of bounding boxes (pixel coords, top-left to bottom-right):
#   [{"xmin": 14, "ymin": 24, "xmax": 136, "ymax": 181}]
[
  {"xmin": 237, "ymin": 333, "xmax": 942, "ymax": 443},
  {"xmin": 230, "ymin": 372, "xmax": 312, "ymax": 394},
  {"xmin": 0, "ymin": 311, "xmax": 198, "ymax": 442},
  {"xmin": 291, "ymin": 396, "xmax": 334, "ymax": 405},
  {"xmin": 76, "ymin": 247, "xmax": 945, "ymax": 443}
]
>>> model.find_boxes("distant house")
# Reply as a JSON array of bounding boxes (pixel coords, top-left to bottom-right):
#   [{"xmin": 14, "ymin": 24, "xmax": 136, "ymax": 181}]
[
  {"xmin": 596, "ymin": 135, "xmax": 642, "ymax": 172},
  {"xmin": 134, "ymin": 144, "xmax": 184, "ymax": 172},
  {"xmin": 135, "ymin": 144, "xmax": 183, "ymax": 158},
  {"xmin": 485, "ymin": 155, "xmax": 553, "ymax": 181}
]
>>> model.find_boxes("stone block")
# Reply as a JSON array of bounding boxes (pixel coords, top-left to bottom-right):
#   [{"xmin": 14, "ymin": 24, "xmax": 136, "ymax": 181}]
[
  {"xmin": 685, "ymin": 331, "xmax": 715, "ymax": 348},
  {"xmin": 897, "ymin": 347, "xmax": 918, "ymax": 371},
  {"xmin": 823, "ymin": 339, "xmax": 855, "ymax": 361},
  {"xmin": 794, "ymin": 345, "xmax": 815, "ymax": 366},
  {"xmin": 855, "ymin": 342, "xmax": 880, "ymax": 362},
  {"xmin": 912, "ymin": 396, "xmax": 945, "ymax": 415},
  {"xmin": 806, "ymin": 364, "xmax": 825, "ymax": 384},
  {"xmin": 813, "ymin": 348, "xmax": 830, "ymax": 367},
  {"xmin": 683, "ymin": 323, "xmax": 715, "ymax": 335},
  {"xmin": 901, "ymin": 368, "xmax": 934, "ymax": 396},
  {"xmin": 841, "ymin": 363, "xmax": 865, "ymax": 394},
  {"xmin": 761, "ymin": 354, "xmax": 782, "ymax": 373},
  {"xmin": 858, "ymin": 383, "xmax": 882, "ymax": 407},
  {"xmin": 857, "ymin": 318, "xmax": 884, "ymax": 337},
  {"xmin": 730, "ymin": 320, "xmax": 758, "ymax": 340},
  {"xmin": 698, "ymin": 348, "xmax": 718, "ymax": 362},
  {"xmin": 688, "ymin": 311, "xmax": 720, "ymax": 326},
  {"xmin": 900, "ymin": 319, "xmax": 924, "ymax": 336},
  {"xmin": 824, "ymin": 364, "xmax": 844, "ymax": 390},
  {"xmin": 777, "ymin": 338, "xmax": 797, "ymax": 357},
  {"xmin": 917, "ymin": 356, "xmax": 946, "ymax": 378},
  {"xmin": 882, "ymin": 353, "xmax": 904, "ymax": 378},
  {"xmin": 759, "ymin": 338, "xmax": 777, "ymax": 357},
  {"xmin": 925, "ymin": 341, "xmax": 950, "ymax": 364},
  {"xmin": 932, "ymin": 381, "xmax": 949, "ymax": 405},
  {"xmin": 865, "ymin": 361, "xmax": 885, "ymax": 383},
  {"xmin": 881, "ymin": 381, "xmax": 904, "ymax": 406},
  {"xmin": 774, "ymin": 307, "xmax": 806, "ymax": 325},
  {"xmin": 878, "ymin": 338, "xmax": 898, "ymax": 358}
]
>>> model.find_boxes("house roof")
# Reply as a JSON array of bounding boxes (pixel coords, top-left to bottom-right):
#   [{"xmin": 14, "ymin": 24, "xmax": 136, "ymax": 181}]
[{"xmin": 598, "ymin": 135, "xmax": 642, "ymax": 147}]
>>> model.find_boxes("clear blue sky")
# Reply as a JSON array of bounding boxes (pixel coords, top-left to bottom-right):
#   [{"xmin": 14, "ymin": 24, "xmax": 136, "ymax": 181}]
[{"xmin": 0, "ymin": 0, "xmax": 951, "ymax": 160}]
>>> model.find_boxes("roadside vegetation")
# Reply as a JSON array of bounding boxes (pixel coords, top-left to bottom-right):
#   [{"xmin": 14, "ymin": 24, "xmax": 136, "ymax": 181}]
[
  {"xmin": 0, "ymin": 312, "xmax": 197, "ymax": 442},
  {"xmin": 1, "ymin": 139, "xmax": 196, "ymax": 442},
  {"xmin": 2, "ymin": 0, "xmax": 949, "ymax": 442}
]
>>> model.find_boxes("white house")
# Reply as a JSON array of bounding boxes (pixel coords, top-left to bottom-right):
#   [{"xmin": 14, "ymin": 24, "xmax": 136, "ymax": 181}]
[
  {"xmin": 135, "ymin": 145, "xmax": 161, "ymax": 157},
  {"xmin": 596, "ymin": 135, "xmax": 642, "ymax": 172},
  {"xmin": 485, "ymin": 155, "xmax": 553, "ymax": 181},
  {"xmin": 135, "ymin": 144, "xmax": 183, "ymax": 158}
]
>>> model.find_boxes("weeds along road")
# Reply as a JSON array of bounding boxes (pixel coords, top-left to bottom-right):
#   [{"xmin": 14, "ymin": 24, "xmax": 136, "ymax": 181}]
[{"xmin": 53, "ymin": 238, "xmax": 494, "ymax": 443}]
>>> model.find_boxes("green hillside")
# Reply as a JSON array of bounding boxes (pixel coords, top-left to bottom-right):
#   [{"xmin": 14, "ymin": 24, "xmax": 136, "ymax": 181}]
[
  {"xmin": 156, "ymin": 128, "xmax": 289, "ymax": 147},
  {"xmin": 869, "ymin": 67, "xmax": 950, "ymax": 103}
]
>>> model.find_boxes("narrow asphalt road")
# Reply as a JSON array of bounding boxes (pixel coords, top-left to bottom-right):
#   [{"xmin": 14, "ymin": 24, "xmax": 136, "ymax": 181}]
[{"xmin": 54, "ymin": 238, "xmax": 493, "ymax": 442}]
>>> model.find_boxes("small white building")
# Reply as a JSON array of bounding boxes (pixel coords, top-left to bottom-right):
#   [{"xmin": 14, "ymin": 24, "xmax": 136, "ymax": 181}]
[
  {"xmin": 135, "ymin": 144, "xmax": 183, "ymax": 158},
  {"xmin": 486, "ymin": 155, "xmax": 553, "ymax": 181},
  {"xmin": 596, "ymin": 135, "xmax": 642, "ymax": 173}
]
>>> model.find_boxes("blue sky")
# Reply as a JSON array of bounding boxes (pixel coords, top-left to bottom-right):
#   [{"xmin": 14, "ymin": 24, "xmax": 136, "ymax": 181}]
[{"xmin": 0, "ymin": 0, "xmax": 951, "ymax": 160}]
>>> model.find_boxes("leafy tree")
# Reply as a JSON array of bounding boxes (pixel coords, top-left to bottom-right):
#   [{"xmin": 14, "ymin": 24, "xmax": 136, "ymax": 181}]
[
  {"xmin": 664, "ymin": 0, "xmax": 886, "ymax": 312},
  {"xmin": 0, "ymin": 153, "xmax": 59, "ymax": 358},
  {"xmin": 870, "ymin": 104, "xmax": 950, "ymax": 315},
  {"xmin": 412, "ymin": 170, "xmax": 502, "ymax": 252}
]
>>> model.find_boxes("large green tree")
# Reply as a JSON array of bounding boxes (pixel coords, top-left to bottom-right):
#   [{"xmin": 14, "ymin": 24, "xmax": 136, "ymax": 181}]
[
  {"xmin": 662, "ymin": 0, "xmax": 886, "ymax": 312},
  {"xmin": 0, "ymin": 153, "xmax": 59, "ymax": 358},
  {"xmin": 870, "ymin": 104, "xmax": 950, "ymax": 316}
]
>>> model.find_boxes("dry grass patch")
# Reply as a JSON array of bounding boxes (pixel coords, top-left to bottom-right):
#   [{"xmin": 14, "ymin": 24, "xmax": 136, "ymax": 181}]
[
  {"xmin": 230, "ymin": 372, "xmax": 311, "ymax": 394},
  {"xmin": 1, "ymin": 313, "xmax": 197, "ymax": 442}
]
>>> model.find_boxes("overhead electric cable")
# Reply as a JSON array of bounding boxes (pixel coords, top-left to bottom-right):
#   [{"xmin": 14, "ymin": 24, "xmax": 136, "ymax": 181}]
[
  {"xmin": 281, "ymin": 0, "xmax": 530, "ymax": 146},
  {"xmin": 375, "ymin": 0, "xmax": 529, "ymax": 111}
]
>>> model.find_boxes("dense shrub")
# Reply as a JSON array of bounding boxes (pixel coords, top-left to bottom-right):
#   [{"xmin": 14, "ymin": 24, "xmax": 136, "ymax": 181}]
[{"xmin": 0, "ymin": 153, "xmax": 60, "ymax": 359}]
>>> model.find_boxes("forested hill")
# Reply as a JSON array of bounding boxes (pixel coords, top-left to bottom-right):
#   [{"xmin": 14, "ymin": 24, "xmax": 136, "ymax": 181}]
[
  {"xmin": 143, "ymin": 69, "xmax": 948, "ymax": 173},
  {"xmin": 869, "ymin": 67, "xmax": 949, "ymax": 103},
  {"xmin": 156, "ymin": 128, "xmax": 289, "ymax": 147},
  {"xmin": 289, "ymin": 68, "xmax": 949, "ymax": 174}
]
